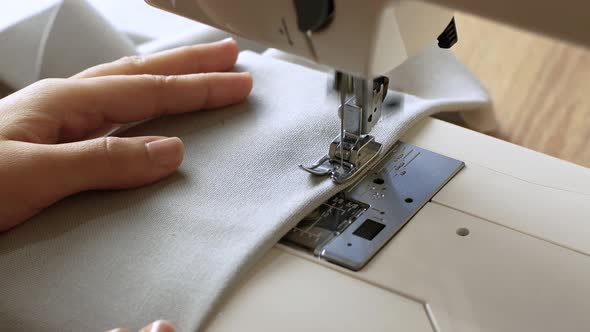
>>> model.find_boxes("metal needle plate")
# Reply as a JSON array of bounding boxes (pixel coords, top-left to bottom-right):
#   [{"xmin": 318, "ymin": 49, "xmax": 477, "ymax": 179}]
[{"xmin": 282, "ymin": 141, "xmax": 464, "ymax": 271}]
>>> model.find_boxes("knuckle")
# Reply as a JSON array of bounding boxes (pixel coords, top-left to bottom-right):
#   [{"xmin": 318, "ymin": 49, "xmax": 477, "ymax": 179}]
[
  {"xmin": 26, "ymin": 78, "xmax": 69, "ymax": 106},
  {"xmin": 143, "ymin": 74, "xmax": 178, "ymax": 116},
  {"xmin": 146, "ymin": 74, "xmax": 177, "ymax": 88},
  {"xmin": 117, "ymin": 55, "xmax": 146, "ymax": 68},
  {"xmin": 143, "ymin": 74, "xmax": 179, "ymax": 98},
  {"xmin": 99, "ymin": 136, "xmax": 119, "ymax": 170}
]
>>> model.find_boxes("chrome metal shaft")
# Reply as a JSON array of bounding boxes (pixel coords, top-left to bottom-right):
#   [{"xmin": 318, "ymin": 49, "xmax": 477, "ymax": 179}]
[{"xmin": 339, "ymin": 74, "xmax": 347, "ymax": 169}]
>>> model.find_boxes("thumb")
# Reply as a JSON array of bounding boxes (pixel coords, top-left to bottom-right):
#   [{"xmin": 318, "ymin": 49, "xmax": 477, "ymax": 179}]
[
  {"xmin": 0, "ymin": 137, "xmax": 183, "ymax": 230},
  {"xmin": 50, "ymin": 136, "xmax": 184, "ymax": 193}
]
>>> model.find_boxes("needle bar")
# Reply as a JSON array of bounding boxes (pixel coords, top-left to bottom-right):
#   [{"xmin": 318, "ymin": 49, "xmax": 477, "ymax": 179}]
[{"xmin": 339, "ymin": 74, "xmax": 348, "ymax": 169}]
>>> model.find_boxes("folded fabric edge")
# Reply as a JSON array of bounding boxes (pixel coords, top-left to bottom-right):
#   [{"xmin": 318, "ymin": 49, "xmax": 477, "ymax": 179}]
[
  {"xmin": 197, "ymin": 50, "xmax": 491, "ymax": 330},
  {"xmin": 33, "ymin": 3, "xmax": 62, "ymax": 84}
]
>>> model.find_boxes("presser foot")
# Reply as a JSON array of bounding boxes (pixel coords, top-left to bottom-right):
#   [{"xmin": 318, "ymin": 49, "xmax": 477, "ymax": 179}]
[{"xmin": 300, "ymin": 133, "xmax": 382, "ymax": 184}]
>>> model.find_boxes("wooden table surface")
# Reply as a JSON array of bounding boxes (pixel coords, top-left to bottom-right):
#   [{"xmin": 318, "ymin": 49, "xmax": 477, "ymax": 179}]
[
  {"xmin": 1, "ymin": 14, "xmax": 589, "ymax": 168},
  {"xmin": 453, "ymin": 13, "xmax": 590, "ymax": 168}
]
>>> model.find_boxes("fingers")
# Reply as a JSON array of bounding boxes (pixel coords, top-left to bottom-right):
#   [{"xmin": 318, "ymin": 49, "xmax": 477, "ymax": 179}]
[
  {"xmin": 74, "ymin": 39, "xmax": 239, "ymax": 79},
  {"xmin": 54, "ymin": 72, "xmax": 253, "ymax": 127},
  {"xmin": 0, "ymin": 137, "xmax": 184, "ymax": 228},
  {"xmin": 0, "ymin": 136, "xmax": 179, "ymax": 228},
  {"xmin": 0, "ymin": 40, "xmax": 251, "ymax": 144},
  {"xmin": 89, "ymin": 72, "xmax": 253, "ymax": 117},
  {"xmin": 0, "ymin": 72, "xmax": 253, "ymax": 143},
  {"xmin": 45, "ymin": 136, "xmax": 185, "ymax": 194}
]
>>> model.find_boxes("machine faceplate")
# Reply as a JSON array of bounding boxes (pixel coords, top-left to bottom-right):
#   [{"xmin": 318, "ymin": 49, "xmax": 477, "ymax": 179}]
[{"xmin": 281, "ymin": 141, "xmax": 464, "ymax": 271}]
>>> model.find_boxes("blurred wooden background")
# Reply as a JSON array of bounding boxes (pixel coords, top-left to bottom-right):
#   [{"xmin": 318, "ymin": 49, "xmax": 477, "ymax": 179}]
[
  {"xmin": 1, "ymin": 13, "xmax": 589, "ymax": 167},
  {"xmin": 453, "ymin": 13, "xmax": 590, "ymax": 167}
]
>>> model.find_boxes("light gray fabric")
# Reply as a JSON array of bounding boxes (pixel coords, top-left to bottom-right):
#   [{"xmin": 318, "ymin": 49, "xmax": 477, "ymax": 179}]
[
  {"xmin": 0, "ymin": 49, "xmax": 489, "ymax": 332},
  {"xmin": 0, "ymin": 0, "xmax": 135, "ymax": 89},
  {"xmin": 0, "ymin": 0, "xmax": 264, "ymax": 90},
  {"xmin": 263, "ymin": 47, "xmax": 497, "ymax": 132}
]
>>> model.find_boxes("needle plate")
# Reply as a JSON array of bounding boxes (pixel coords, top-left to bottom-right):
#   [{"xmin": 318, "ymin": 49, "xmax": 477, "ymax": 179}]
[{"xmin": 282, "ymin": 141, "xmax": 464, "ymax": 271}]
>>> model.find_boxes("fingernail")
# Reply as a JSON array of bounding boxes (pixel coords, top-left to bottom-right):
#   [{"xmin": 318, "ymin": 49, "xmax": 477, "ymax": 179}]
[
  {"xmin": 220, "ymin": 37, "xmax": 235, "ymax": 43},
  {"xmin": 146, "ymin": 137, "xmax": 183, "ymax": 168},
  {"xmin": 140, "ymin": 320, "xmax": 175, "ymax": 332},
  {"xmin": 150, "ymin": 321, "xmax": 168, "ymax": 332},
  {"xmin": 239, "ymin": 72, "xmax": 253, "ymax": 80}
]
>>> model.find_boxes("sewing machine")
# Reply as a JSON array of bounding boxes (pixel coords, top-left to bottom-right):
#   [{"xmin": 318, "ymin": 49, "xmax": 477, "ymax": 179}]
[{"xmin": 146, "ymin": 1, "xmax": 590, "ymax": 330}]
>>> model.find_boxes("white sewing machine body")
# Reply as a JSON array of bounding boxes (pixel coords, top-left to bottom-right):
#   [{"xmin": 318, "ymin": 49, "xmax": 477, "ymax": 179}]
[
  {"xmin": 145, "ymin": 0, "xmax": 454, "ymax": 78},
  {"xmin": 143, "ymin": 1, "xmax": 590, "ymax": 331},
  {"xmin": 204, "ymin": 117, "xmax": 590, "ymax": 332}
]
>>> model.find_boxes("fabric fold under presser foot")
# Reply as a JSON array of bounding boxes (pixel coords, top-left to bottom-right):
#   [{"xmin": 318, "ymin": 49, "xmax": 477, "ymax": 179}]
[
  {"xmin": 0, "ymin": 48, "xmax": 490, "ymax": 332},
  {"xmin": 300, "ymin": 133, "xmax": 382, "ymax": 184}
]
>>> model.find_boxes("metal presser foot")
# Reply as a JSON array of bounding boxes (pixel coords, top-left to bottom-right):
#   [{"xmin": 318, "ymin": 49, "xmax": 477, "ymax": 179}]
[
  {"xmin": 301, "ymin": 73, "xmax": 388, "ymax": 184},
  {"xmin": 300, "ymin": 133, "xmax": 382, "ymax": 184}
]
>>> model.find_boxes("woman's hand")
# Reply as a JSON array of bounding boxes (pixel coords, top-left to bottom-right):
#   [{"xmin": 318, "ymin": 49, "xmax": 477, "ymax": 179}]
[{"xmin": 0, "ymin": 39, "xmax": 252, "ymax": 231}]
